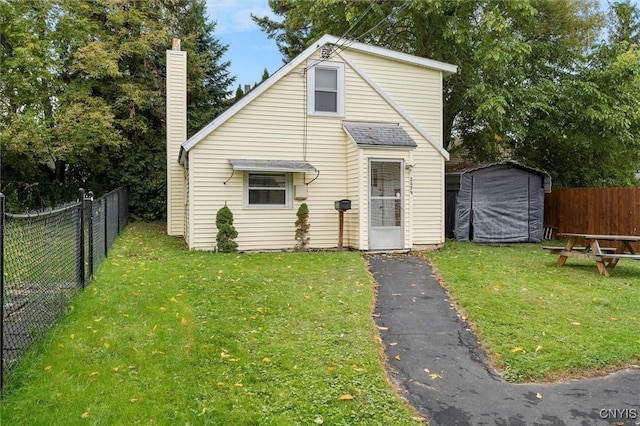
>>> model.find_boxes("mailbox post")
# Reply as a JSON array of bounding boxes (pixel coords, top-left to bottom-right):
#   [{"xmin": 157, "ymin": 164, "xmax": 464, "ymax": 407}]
[{"xmin": 334, "ymin": 199, "xmax": 351, "ymax": 250}]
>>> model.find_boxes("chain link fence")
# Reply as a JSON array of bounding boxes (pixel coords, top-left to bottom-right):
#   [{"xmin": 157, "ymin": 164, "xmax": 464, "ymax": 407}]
[{"xmin": 0, "ymin": 187, "xmax": 128, "ymax": 392}]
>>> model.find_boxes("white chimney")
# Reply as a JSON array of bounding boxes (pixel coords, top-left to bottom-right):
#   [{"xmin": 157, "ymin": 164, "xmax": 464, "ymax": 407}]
[{"xmin": 166, "ymin": 39, "xmax": 186, "ymax": 236}]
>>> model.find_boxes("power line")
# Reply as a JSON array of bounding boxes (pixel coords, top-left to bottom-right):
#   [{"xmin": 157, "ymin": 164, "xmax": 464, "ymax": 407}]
[
  {"xmin": 334, "ymin": 1, "xmax": 377, "ymax": 46},
  {"xmin": 309, "ymin": 0, "xmax": 410, "ymax": 71},
  {"xmin": 342, "ymin": 0, "xmax": 410, "ymax": 49}
]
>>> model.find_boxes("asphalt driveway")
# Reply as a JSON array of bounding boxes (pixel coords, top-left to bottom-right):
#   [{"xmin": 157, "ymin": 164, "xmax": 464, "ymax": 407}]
[{"xmin": 369, "ymin": 254, "xmax": 640, "ymax": 426}]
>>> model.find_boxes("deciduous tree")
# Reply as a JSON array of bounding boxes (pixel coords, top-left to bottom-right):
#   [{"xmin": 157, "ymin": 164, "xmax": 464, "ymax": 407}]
[{"xmin": 252, "ymin": 0, "xmax": 640, "ymax": 187}]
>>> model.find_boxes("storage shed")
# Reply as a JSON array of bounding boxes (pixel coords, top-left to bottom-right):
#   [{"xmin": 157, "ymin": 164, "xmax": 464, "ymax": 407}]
[{"xmin": 445, "ymin": 161, "xmax": 552, "ymax": 243}]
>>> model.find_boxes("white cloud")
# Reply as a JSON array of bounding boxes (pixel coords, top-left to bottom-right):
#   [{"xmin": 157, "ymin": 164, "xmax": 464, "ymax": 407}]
[{"xmin": 206, "ymin": 0, "xmax": 274, "ymax": 35}]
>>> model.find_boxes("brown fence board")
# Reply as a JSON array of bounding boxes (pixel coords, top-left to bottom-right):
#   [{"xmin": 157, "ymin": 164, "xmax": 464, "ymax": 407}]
[{"xmin": 545, "ymin": 188, "xmax": 640, "ymax": 250}]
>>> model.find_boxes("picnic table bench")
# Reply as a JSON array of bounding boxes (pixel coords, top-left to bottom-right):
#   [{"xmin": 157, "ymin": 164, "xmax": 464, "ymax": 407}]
[{"xmin": 543, "ymin": 233, "xmax": 640, "ymax": 277}]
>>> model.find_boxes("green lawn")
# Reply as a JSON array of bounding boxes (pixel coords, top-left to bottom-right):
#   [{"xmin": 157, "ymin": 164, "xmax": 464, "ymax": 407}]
[
  {"xmin": 424, "ymin": 241, "xmax": 640, "ymax": 383},
  {"xmin": 5, "ymin": 226, "xmax": 640, "ymax": 423},
  {"xmin": 0, "ymin": 222, "xmax": 420, "ymax": 425}
]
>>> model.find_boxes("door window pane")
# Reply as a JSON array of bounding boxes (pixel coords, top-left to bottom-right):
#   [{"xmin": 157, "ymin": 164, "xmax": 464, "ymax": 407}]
[
  {"xmin": 371, "ymin": 162, "xmax": 401, "ymax": 197},
  {"xmin": 371, "ymin": 199, "xmax": 402, "ymax": 227}
]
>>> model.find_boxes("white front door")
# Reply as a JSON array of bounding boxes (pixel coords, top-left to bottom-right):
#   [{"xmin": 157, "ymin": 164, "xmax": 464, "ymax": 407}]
[{"xmin": 369, "ymin": 160, "xmax": 403, "ymax": 250}]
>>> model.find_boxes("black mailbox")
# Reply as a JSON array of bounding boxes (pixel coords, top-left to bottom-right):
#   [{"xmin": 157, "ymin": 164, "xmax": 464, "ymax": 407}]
[{"xmin": 334, "ymin": 199, "xmax": 351, "ymax": 211}]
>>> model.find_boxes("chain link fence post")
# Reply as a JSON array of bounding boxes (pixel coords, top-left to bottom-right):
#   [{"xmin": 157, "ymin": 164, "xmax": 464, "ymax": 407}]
[
  {"xmin": 87, "ymin": 191, "xmax": 94, "ymax": 283},
  {"xmin": 0, "ymin": 192, "xmax": 5, "ymax": 393},
  {"xmin": 77, "ymin": 188, "xmax": 86, "ymax": 289},
  {"xmin": 104, "ymin": 195, "xmax": 109, "ymax": 259}
]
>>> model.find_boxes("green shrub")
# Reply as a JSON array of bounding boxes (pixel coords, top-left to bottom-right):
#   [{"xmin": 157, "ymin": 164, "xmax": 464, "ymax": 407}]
[
  {"xmin": 295, "ymin": 203, "xmax": 310, "ymax": 251},
  {"xmin": 216, "ymin": 205, "xmax": 238, "ymax": 252}
]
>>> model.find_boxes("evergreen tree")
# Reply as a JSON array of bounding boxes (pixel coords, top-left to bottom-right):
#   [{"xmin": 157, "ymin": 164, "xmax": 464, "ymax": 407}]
[
  {"xmin": 295, "ymin": 203, "xmax": 310, "ymax": 251},
  {"xmin": 235, "ymin": 84, "xmax": 245, "ymax": 102},
  {"xmin": 0, "ymin": 0, "xmax": 234, "ymax": 215},
  {"xmin": 216, "ymin": 205, "xmax": 238, "ymax": 253}
]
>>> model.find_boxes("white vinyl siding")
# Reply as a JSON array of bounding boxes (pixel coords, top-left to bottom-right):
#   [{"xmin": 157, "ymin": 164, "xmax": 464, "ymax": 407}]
[
  {"xmin": 345, "ymin": 133, "xmax": 362, "ymax": 249},
  {"xmin": 343, "ymin": 50, "xmax": 443, "ymax": 147},
  {"xmin": 343, "ymin": 50, "xmax": 445, "ymax": 245},
  {"xmin": 166, "ymin": 50, "xmax": 187, "ymax": 236},
  {"xmin": 184, "ymin": 48, "xmax": 445, "ymax": 251}
]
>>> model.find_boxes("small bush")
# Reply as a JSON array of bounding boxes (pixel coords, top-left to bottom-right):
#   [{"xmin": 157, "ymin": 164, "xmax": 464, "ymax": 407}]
[
  {"xmin": 295, "ymin": 203, "xmax": 310, "ymax": 251},
  {"xmin": 216, "ymin": 205, "xmax": 238, "ymax": 252}
]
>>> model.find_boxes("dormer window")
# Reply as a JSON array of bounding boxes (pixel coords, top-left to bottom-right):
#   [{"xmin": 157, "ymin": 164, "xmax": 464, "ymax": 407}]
[{"xmin": 308, "ymin": 61, "xmax": 344, "ymax": 116}]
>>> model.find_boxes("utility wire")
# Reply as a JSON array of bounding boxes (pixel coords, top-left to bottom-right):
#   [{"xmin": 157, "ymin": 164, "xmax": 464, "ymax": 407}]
[
  {"xmin": 333, "ymin": 1, "xmax": 377, "ymax": 46},
  {"xmin": 338, "ymin": 0, "xmax": 410, "ymax": 52},
  {"xmin": 307, "ymin": 0, "xmax": 410, "ymax": 72}
]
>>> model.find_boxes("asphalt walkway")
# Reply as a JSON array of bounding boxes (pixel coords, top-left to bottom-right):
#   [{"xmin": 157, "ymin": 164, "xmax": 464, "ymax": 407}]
[{"xmin": 369, "ymin": 254, "xmax": 640, "ymax": 426}]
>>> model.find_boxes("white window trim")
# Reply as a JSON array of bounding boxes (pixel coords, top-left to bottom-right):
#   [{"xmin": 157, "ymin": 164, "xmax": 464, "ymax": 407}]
[
  {"xmin": 307, "ymin": 60, "xmax": 345, "ymax": 116},
  {"xmin": 243, "ymin": 171, "xmax": 293, "ymax": 209}
]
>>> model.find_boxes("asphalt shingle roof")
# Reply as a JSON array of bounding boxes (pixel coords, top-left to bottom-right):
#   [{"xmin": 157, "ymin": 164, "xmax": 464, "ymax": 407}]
[{"xmin": 343, "ymin": 121, "xmax": 417, "ymax": 148}]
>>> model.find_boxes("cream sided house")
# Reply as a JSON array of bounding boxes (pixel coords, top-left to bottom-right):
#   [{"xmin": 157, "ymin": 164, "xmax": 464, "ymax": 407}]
[{"xmin": 166, "ymin": 35, "xmax": 457, "ymax": 251}]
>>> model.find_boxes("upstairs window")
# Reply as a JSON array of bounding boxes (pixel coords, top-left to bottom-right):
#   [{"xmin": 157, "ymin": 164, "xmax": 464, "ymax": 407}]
[{"xmin": 308, "ymin": 61, "xmax": 344, "ymax": 116}]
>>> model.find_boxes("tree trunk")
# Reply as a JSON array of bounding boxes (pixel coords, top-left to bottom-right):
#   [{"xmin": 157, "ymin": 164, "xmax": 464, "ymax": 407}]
[{"xmin": 55, "ymin": 159, "xmax": 66, "ymax": 183}]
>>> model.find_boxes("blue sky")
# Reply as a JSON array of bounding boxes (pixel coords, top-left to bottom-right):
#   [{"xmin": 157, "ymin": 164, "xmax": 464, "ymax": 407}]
[{"xmin": 204, "ymin": 0, "xmax": 282, "ymax": 92}]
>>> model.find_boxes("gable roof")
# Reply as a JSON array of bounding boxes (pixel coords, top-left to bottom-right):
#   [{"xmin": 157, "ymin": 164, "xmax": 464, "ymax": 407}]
[
  {"xmin": 179, "ymin": 34, "xmax": 457, "ymax": 163},
  {"xmin": 446, "ymin": 160, "xmax": 552, "ymax": 193}
]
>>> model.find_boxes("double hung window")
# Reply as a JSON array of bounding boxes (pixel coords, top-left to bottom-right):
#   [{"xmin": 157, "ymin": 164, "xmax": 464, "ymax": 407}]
[
  {"xmin": 245, "ymin": 172, "xmax": 291, "ymax": 207},
  {"xmin": 308, "ymin": 61, "xmax": 344, "ymax": 116}
]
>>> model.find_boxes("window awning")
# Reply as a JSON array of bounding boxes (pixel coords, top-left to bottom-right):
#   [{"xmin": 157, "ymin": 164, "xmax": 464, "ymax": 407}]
[
  {"xmin": 343, "ymin": 121, "xmax": 417, "ymax": 148},
  {"xmin": 228, "ymin": 159, "xmax": 317, "ymax": 173}
]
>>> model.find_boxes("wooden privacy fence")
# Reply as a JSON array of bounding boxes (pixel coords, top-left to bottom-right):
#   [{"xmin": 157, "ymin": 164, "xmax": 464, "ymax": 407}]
[{"xmin": 544, "ymin": 187, "xmax": 640, "ymax": 249}]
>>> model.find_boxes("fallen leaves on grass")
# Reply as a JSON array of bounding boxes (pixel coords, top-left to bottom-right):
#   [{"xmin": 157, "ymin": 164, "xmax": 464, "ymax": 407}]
[{"xmin": 338, "ymin": 394, "xmax": 354, "ymax": 400}]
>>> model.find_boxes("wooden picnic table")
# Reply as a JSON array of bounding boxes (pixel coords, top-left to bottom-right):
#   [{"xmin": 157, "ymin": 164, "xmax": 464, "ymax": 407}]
[{"xmin": 543, "ymin": 233, "xmax": 640, "ymax": 277}]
